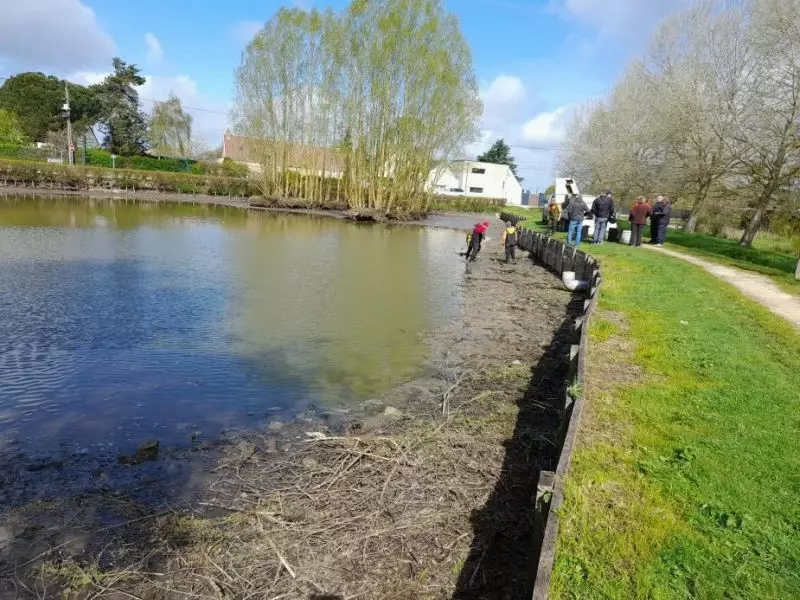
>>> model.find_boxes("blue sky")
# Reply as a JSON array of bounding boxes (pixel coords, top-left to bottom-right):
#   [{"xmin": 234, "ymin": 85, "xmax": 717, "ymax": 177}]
[{"xmin": 0, "ymin": 0, "xmax": 689, "ymax": 190}]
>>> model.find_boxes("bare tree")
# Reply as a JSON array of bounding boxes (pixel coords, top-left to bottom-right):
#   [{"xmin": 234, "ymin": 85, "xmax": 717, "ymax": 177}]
[{"xmin": 558, "ymin": 0, "xmax": 800, "ymax": 246}]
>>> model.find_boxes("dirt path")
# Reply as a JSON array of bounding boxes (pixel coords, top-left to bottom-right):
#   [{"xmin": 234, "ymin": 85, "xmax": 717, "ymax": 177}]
[{"xmin": 649, "ymin": 246, "xmax": 800, "ymax": 332}]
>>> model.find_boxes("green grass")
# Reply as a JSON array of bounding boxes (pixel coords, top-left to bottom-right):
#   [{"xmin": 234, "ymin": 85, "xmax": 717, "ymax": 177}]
[
  {"xmin": 665, "ymin": 230, "xmax": 799, "ymax": 296},
  {"xmin": 502, "ymin": 206, "xmax": 547, "ymax": 232},
  {"xmin": 550, "ymin": 243, "xmax": 800, "ymax": 600}
]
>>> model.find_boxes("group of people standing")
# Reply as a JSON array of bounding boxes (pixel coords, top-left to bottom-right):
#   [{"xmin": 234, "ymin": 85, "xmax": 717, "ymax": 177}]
[
  {"xmin": 463, "ymin": 191, "xmax": 674, "ymax": 265},
  {"xmin": 546, "ymin": 191, "xmax": 673, "ymax": 247},
  {"xmin": 629, "ymin": 195, "xmax": 673, "ymax": 247}
]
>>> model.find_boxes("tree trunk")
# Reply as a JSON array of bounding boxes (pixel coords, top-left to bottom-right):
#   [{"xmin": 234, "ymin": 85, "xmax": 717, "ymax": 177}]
[
  {"xmin": 683, "ymin": 182, "xmax": 710, "ymax": 233},
  {"xmin": 684, "ymin": 211, "xmax": 700, "ymax": 233},
  {"xmin": 739, "ymin": 203, "xmax": 767, "ymax": 247},
  {"xmin": 795, "ymin": 256, "xmax": 800, "ymax": 281}
]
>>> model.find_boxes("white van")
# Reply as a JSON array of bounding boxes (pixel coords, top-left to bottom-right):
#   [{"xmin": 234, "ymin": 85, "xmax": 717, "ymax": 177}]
[{"xmin": 549, "ymin": 178, "xmax": 618, "ymax": 237}]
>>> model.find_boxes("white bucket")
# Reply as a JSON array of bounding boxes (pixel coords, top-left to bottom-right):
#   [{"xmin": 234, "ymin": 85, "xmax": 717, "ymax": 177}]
[{"xmin": 620, "ymin": 230, "xmax": 632, "ymax": 244}]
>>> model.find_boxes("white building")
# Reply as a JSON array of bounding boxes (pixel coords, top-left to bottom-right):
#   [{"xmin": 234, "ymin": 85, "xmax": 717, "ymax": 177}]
[{"xmin": 426, "ymin": 160, "xmax": 523, "ymax": 205}]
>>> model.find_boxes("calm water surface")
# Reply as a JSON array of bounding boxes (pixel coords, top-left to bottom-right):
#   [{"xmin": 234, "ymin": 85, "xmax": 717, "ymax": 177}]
[{"xmin": 0, "ymin": 196, "xmax": 465, "ymax": 453}]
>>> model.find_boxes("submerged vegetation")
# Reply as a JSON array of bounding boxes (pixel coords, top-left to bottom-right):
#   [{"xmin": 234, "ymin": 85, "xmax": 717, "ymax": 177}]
[{"xmin": 233, "ymin": 0, "xmax": 482, "ymax": 217}]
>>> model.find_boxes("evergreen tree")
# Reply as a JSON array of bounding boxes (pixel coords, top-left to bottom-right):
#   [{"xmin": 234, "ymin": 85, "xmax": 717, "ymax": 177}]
[
  {"xmin": 0, "ymin": 73, "xmax": 101, "ymax": 142},
  {"xmin": 94, "ymin": 58, "xmax": 148, "ymax": 155},
  {"xmin": 477, "ymin": 138, "xmax": 522, "ymax": 181},
  {"xmin": 0, "ymin": 109, "xmax": 27, "ymax": 143}
]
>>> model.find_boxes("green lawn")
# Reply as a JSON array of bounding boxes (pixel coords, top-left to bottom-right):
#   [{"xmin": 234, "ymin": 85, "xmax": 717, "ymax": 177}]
[
  {"xmin": 550, "ymin": 243, "xmax": 800, "ymax": 599},
  {"xmin": 664, "ymin": 230, "xmax": 799, "ymax": 296}
]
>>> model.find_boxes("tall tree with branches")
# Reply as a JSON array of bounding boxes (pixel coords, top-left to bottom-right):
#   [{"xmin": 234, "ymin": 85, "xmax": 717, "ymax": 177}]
[
  {"xmin": 94, "ymin": 58, "xmax": 148, "ymax": 155},
  {"xmin": 232, "ymin": 0, "xmax": 481, "ymax": 216},
  {"xmin": 148, "ymin": 94, "xmax": 193, "ymax": 157}
]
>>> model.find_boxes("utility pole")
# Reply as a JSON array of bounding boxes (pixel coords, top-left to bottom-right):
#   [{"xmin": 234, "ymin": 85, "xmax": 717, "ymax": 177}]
[{"xmin": 63, "ymin": 85, "xmax": 74, "ymax": 166}]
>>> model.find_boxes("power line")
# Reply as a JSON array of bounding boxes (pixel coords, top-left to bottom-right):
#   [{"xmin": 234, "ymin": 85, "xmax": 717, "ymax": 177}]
[
  {"xmin": 139, "ymin": 96, "xmax": 229, "ymax": 116},
  {"xmin": 473, "ymin": 139, "xmax": 558, "ymax": 152}
]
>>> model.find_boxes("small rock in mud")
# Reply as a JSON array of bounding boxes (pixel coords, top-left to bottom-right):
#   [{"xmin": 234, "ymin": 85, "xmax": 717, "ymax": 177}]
[
  {"xmin": 118, "ymin": 440, "xmax": 160, "ymax": 465},
  {"xmin": 511, "ymin": 360, "xmax": 523, "ymax": 366},
  {"xmin": 27, "ymin": 459, "xmax": 64, "ymax": 472},
  {"xmin": 383, "ymin": 406, "xmax": 403, "ymax": 420}
]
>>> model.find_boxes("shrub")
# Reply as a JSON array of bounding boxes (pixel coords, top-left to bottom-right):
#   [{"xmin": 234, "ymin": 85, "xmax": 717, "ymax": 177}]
[
  {"xmin": 0, "ymin": 143, "xmax": 55, "ymax": 161},
  {"xmin": 85, "ymin": 149, "xmax": 203, "ymax": 174},
  {"xmin": 0, "ymin": 158, "xmax": 259, "ymax": 197}
]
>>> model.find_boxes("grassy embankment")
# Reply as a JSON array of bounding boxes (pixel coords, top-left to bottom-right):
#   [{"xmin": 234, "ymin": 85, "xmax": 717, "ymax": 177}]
[
  {"xmin": 549, "ymin": 242, "xmax": 800, "ymax": 599},
  {"xmin": 503, "ymin": 205, "xmax": 547, "ymax": 232},
  {"xmin": 664, "ymin": 230, "xmax": 799, "ymax": 296}
]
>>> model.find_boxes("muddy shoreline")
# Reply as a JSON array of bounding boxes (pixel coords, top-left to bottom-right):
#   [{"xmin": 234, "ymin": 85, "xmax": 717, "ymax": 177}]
[
  {"xmin": 0, "ymin": 186, "xmax": 499, "ymax": 231},
  {"xmin": 0, "ymin": 203, "xmax": 579, "ymax": 599}
]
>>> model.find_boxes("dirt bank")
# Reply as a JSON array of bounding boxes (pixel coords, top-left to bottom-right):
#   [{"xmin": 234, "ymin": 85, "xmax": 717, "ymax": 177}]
[
  {"xmin": 0, "ymin": 220, "xmax": 580, "ymax": 599},
  {"xmin": 0, "ymin": 187, "xmax": 502, "ymax": 231}
]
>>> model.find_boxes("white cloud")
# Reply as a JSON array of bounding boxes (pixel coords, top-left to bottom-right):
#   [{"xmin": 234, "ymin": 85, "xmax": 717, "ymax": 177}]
[
  {"xmin": 145, "ymin": 33, "xmax": 163, "ymax": 63},
  {"xmin": 231, "ymin": 20, "xmax": 263, "ymax": 44},
  {"xmin": 466, "ymin": 73, "xmax": 570, "ymax": 191},
  {"xmin": 68, "ymin": 72, "xmax": 229, "ymax": 148},
  {"xmin": 481, "ymin": 75, "xmax": 526, "ymax": 109},
  {"xmin": 0, "ymin": 0, "xmax": 115, "ymax": 71},
  {"xmin": 555, "ymin": 0, "xmax": 693, "ymax": 38},
  {"xmin": 522, "ymin": 107, "xmax": 569, "ymax": 145}
]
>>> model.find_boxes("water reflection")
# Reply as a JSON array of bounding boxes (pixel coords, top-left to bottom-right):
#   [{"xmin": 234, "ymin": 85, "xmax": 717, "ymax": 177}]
[{"xmin": 0, "ymin": 195, "xmax": 464, "ymax": 451}]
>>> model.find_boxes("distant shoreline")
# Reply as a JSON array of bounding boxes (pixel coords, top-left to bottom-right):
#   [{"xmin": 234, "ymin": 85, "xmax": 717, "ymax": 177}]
[{"xmin": 0, "ymin": 185, "xmax": 492, "ymax": 231}]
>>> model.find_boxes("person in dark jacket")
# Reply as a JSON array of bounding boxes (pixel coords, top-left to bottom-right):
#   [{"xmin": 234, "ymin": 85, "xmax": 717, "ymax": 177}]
[
  {"xmin": 651, "ymin": 196, "xmax": 672, "ymax": 246},
  {"xmin": 591, "ymin": 190, "xmax": 616, "ymax": 244},
  {"xmin": 565, "ymin": 194, "xmax": 590, "ymax": 246},
  {"xmin": 559, "ymin": 196, "xmax": 571, "ymax": 232},
  {"xmin": 501, "ymin": 221, "xmax": 518, "ymax": 264},
  {"xmin": 628, "ymin": 196, "xmax": 652, "ymax": 247},
  {"xmin": 465, "ymin": 221, "xmax": 489, "ymax": 261}
]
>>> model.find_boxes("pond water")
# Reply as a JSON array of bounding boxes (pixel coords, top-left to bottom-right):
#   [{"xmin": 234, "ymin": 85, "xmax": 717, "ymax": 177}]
[{"xmin": 0, "ymin": 195, "xmax": 466, "ymax": 454}]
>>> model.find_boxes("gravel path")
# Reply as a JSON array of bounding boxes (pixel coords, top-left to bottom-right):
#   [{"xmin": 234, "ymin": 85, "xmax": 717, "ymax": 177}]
[{"xmin": 648, "ymin": 246, "xmax": 800, "ymax": 332}]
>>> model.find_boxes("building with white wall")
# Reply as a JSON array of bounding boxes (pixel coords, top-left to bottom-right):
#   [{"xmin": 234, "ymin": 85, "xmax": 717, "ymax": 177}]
[{"xmin": 426, "ymin": 161, "xmax": 523, "ymax": 205}]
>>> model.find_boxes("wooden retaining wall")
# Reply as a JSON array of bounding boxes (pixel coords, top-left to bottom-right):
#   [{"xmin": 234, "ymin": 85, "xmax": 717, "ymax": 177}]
[{"xmin": 500, "ymin": 212, "xmax": 602, "ymax": 600}]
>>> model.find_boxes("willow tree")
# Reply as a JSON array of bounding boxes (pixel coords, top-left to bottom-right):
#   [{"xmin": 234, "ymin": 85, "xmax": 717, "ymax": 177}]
[
  {"xmin": 232, "ymin": 0, "xmax": 481, "ymax": 216},
  {"xmin": 148, "ymin": 93, "xmax": 193, "ymax": 157}
]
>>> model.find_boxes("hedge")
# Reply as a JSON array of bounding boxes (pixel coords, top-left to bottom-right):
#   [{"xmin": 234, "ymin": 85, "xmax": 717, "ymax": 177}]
[
  {"xmin": 0, "ymin": 158, "xmax": 258, "ymax": 197},
  {"xmin": 431, "ymin": 195, "xmax": 507, "ymax": 212},
  {"xmin": 0, "ymin": 143, "xmax": 55, "ymax": 162},
  {"xmin": 0, "ymin": 145, "xmax": 217, "ymax": 175},
  {"xmin": 85, "ymin": 149, "xmax": 203, "ymax": 174}
]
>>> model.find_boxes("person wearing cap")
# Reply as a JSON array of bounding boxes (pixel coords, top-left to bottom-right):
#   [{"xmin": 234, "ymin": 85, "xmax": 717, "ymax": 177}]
[
  {"xmin": 500, "ymin": 220, "xmax": 518, "ymax": 264},
  {"xmin": 591, "ymin": 190, "xmax": 616, "ymax": 244},
  {"xmin": 465, "ymin": 220, "xmax": 489, "ymax": 261}
]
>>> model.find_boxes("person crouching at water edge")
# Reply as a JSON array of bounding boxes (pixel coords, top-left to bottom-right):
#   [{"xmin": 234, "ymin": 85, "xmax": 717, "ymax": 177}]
[
  {"xmin": 465, "ymin": 221, "xmax": 489, "ymax": 261},
  {"xmin": 501, "ymin": 221, "xmax": 518, "ymax": 264}
]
